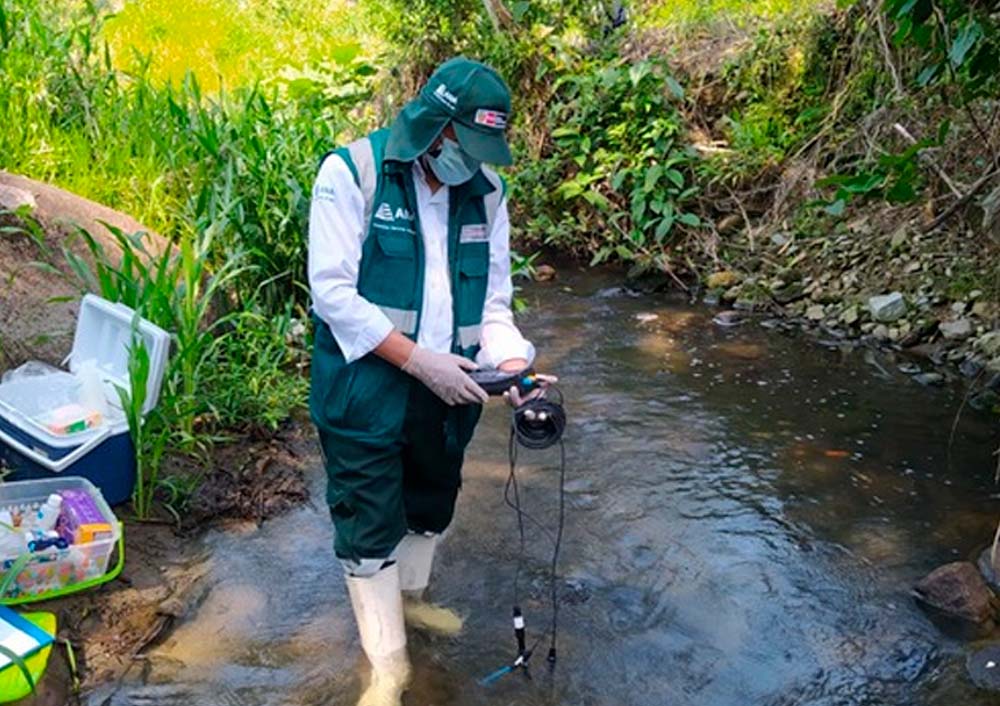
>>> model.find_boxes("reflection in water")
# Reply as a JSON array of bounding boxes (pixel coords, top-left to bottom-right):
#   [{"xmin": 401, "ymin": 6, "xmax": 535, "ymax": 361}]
[{"xmin": 91, "ymin": 269, "xmax": 1000, "ymax": 706}]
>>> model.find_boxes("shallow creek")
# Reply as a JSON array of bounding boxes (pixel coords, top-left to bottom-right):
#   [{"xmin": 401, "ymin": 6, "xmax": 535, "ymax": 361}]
[{"xmin": 89, "ymin": 269, "xmax": 1000, "ymax": 706}]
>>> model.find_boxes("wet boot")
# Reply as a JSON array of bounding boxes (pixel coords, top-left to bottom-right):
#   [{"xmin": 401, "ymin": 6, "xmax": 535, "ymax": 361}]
[
  {"xmin": 397, "ymin": 533, "xmax": 463, "ymax": 636},
  {"xmin": 345, "ymin": 563, "xmax": 412, "ymax": 706}
]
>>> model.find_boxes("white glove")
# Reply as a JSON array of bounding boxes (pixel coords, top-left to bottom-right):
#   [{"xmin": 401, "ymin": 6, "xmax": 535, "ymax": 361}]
[{"xmin": 402, "ymin": 346, "xmax": 488, "ymax": 406}]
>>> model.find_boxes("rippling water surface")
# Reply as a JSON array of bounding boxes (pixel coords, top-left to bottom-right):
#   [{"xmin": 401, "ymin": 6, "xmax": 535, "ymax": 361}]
[{"xmin": 89, "ymin": 268, "xmax": 1000, "ymax": 706}]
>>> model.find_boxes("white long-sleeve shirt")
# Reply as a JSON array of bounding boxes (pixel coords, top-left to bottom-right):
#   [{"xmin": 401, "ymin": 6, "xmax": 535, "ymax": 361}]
[{"xmin": 308, "ymin": 153, "xmax": 535, "ymax": 367}]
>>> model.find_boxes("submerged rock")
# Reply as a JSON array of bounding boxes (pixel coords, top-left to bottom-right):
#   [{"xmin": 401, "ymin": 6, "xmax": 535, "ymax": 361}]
[
  {"xmin": 869, "ymin": 292, "xmax": 907, "ymax": 323},
  {"xmin": 913, "ymin": 562, "xmax": 998, "ymax": 632},
  {"xmin": 533, "ymin": 264, "xmax": 557, "ymax": 282},
  {"xmin": 970, "ymin": 389, "xmax": 1000, "ymax": 412},
  {"xmin": 967, "ymin": 644, "xmax": 1000, "ymax": 692},
  {"xmin": 712, "ymin": 310, "xmax": 745, "ymax": 327}
]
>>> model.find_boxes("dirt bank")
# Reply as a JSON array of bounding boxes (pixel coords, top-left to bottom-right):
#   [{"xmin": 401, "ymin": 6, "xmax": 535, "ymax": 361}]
[{"xmin": 0, "ymin": 172, "xmax": 167, "ymax": 367}]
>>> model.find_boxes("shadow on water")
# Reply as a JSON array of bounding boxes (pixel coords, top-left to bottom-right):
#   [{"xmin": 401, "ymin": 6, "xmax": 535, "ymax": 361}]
[{"xmin": 89, "ymin": 267, "xmax": 1000, "ymax": 706}]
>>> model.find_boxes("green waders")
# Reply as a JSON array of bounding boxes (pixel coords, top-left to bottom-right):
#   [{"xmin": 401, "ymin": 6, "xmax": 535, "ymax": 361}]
[{"xmin": 309, "ymin": 128, "xmax": 505, "ymax": 564}]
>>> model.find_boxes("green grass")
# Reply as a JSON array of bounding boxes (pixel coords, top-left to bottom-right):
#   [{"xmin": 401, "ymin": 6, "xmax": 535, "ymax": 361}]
[
  {"xmin": 0, "ymin": 0, "xmax": 366, "ymax": 514},
  {"xmin": 103, "ymin": 0, "xmax": 373, "ymax": 90},
  {"xmin": 640, "ymin": 0, "xmax": 828, "ymax": 30}
]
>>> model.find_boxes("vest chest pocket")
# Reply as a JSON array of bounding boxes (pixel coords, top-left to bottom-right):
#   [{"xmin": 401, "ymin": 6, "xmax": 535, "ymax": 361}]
[
  {"xmin": 456, "ymin": 243, "xmax": 489, "ymax": 331},
  {"xmin": 359, "ymin": 231, "xmax": 419, "ymax": 308}
]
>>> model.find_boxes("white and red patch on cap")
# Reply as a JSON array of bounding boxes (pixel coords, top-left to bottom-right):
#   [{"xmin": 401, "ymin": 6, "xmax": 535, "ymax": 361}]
[{"xmin": 474, "ymin": 109, "xmax": 507, "ymax": 129}]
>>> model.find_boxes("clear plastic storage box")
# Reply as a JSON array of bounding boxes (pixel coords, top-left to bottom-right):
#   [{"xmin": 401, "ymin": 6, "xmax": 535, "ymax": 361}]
[{"xmin": 0, "ymin": 477, "xmax": 123, "ymax": 603}]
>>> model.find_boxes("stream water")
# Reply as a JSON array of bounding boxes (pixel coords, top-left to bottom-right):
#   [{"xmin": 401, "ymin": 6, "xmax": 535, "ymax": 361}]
[{"xmin": 87, "ymin": 268, "xmax": 1000, "ymax": 706}]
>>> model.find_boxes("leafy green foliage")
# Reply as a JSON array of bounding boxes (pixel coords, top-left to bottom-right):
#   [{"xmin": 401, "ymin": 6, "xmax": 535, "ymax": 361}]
[
  {"xmin": 113, "ymin": 319, "xmax": 164, "ymax": 519},
  {"xmin": 818, "ymin": 138, "xmax": 931, "ymax": 214},
  {"xmin": 514, "ymin": 56, "xmax": 699, "ymax": 270},
  {"xmin": 704, "ymin": 11, "xmax": 865, "ymax": 185},
  {"xmin": 887, "ymin": 0, "xmax": 1000, "ymax": 100},
  {"xmin": 0, "ymin": 0, "xmax": 372, "ymax": 311},
  {"xmin": 201, "ymin": 307, "xmax": 310, "ymax": 432}
]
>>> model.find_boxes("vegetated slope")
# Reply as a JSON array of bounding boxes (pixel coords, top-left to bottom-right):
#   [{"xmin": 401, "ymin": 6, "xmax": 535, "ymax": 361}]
[{"xmin": 621, "ymin": 1, "xmax": 1000, "ymax": 387}]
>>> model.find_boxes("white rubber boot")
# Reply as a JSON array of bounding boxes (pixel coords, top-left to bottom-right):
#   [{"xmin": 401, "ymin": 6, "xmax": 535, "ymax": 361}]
[
  {"xmin": 346, "ymin": 563, "xmax": 411, "ymax": 706},
  {"xmin": 397, "ymin": 533, "xmax": 463, "ymax": 636}
]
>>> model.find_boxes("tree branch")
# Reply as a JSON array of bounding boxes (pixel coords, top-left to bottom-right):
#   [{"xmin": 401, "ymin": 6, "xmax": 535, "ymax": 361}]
[
  {"xmin": 924, "ymin": 167, "xmax": 1000, "ymax": 232},
  {"xmin": 892, "ymin": 122, "xmax": 963, "ymax": 198}
]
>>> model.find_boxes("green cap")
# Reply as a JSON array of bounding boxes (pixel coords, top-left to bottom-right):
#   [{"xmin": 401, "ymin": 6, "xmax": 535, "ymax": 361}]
[{"xmin": 385, "ymin": 57, "xmax": 513, "ymax": 166}]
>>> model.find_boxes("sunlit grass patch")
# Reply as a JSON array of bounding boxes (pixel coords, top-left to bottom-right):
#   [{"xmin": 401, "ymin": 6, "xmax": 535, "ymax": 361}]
[
  {"xmin": 640, "ymin": 0, "xmax": 828, "ymax": 31},
  {"xmin": 103, "ymin": 0, "xmax": 372, "ymax": 90}
]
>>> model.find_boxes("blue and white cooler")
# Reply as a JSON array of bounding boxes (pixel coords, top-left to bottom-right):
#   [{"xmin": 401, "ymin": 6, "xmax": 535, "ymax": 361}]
[{"xmin": 0, "ymin": 295, "xmax": 170, "ymax": 505}]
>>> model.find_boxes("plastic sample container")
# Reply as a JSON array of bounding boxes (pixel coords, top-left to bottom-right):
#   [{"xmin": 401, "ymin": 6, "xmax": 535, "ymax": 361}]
[
  {"xmin": 0, "ymin": 295, "xmax": 170, "ymax": 505},
  {"xmin": 0, "ymin": 477, "xmax": 123, "ymax": 604}
]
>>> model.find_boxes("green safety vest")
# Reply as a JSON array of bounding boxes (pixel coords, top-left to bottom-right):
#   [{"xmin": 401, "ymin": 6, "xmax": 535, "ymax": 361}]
[{"xmin": 333, "ymin": 128, "xmax": 505, "ymax": 359}]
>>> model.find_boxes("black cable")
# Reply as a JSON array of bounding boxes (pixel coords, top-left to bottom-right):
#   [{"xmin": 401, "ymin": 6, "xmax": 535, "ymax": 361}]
[
  {"xmin": 548, "ymin": 438, "xmax": 566, "ymax": 664},
  {"xmin": 501, "ymin": 386, "xmax": 567, "ymax": 670}
]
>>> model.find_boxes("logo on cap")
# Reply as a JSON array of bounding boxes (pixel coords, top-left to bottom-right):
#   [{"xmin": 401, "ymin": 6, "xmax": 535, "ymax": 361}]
[
  {"xmin": 474, "ymin": 109, "xmax": 507, "ymax": 129},
  {"xmin": 433, "ymin": 84, "xmax": 459, "ymax": 111}
]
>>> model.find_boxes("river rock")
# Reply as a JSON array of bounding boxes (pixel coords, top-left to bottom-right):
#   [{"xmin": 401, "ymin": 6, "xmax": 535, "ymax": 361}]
[
  {"xmin": 707, "ymin": 270, "xmax": 740, "ymax": 289},
  {"xmin": 839, "ymin": 304, "xmax": 860, "ymax": 326},
  {"xmin": 973, "ymin": 301, "xmax": 996, "ymax": 319},
  {"xmin": 873, "ymin": 324, "xmax": 890, "ymax": 341},
  {"xmin": 913, "ymin": 372, "xmax": 944, "ymax": 386},
  {"xmin": 533, "ymin": 264, "xmax": 556, "ymax": 282},
  {"xmin": 772, "ymin": 282, "xmax": 806, "ymax": 305},
  {"xmin": 0, "ymin": 184, "xmax": 36, "ymax": 212},
  {"xmin": 975, "ymin": 332, "xmax": 1000, "ymax": 357},
  {"xmin": 978, "ymin": 548, "xmax": 1000, "ymax": 594},
  {"xmin": 890, "ymin": 227, "xmax": 909, "ymax": 251},
  {"xmin": 967, "ymin": 644, "xmax": 1000, "ymax": 692},
  {"xmin": 971, "ymin": 389, "xmax": 1000, "ymax": 412},
  {"xmin": 940, "ymin": 318, "xmax": 973, "ymax": 341},
  {"xmin": 960, "ymin": 356, "xmax": 985, "ymax": 378},
  {"xmin": 869, "ymin": 292, "xmax": 907, "ymax": 323},
  {"xmin": 712, "ymin": 310, "xmax": 745, "ymax": 327},
  {"xmin": 913, "ymin": 562, "xmax": 998, "ymax": 630},
  {"xmin": 0, "ymin": 171, "xmax": 165, "ymax": 366},
  {"xmin": 806, "ymin": 304, "xmax": 825, "ymax": 321}
]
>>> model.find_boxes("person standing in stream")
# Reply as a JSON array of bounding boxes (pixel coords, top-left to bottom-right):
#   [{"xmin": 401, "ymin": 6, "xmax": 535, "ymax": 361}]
[{"xmin": 308, "ymin": 57, "xmax": 551, "ymax": 706}]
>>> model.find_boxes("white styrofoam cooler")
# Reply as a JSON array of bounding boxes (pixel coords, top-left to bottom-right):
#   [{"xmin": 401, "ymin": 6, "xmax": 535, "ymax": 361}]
[{"xmin": 0, "ymin": 295, "xmax": 170, "ymax": 504}]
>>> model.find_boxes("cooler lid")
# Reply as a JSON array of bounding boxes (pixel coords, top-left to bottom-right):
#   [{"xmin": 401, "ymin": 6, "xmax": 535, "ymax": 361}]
[{"xmin": 68, "ymin": 294, "xmax": 171, "ymax": 416}]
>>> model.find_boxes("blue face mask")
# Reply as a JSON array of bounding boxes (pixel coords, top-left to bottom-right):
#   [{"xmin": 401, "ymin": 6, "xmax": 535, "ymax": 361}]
[{"xmin": 425, "ymin": 137, "xmax": 481, "ymax": 185}]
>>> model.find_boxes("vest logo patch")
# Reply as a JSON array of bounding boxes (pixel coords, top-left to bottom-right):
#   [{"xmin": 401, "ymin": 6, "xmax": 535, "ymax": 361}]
[
  {"xmin": 395, "ymin": 207, "xmax": 414, "ymax": 221},
  {"xmin": 460, "ymin": 223, "xmax": 489, "ymax": 243},
  {"xmin": 374, "ymin": 202, "xmax": 395, "ymax": 221}
]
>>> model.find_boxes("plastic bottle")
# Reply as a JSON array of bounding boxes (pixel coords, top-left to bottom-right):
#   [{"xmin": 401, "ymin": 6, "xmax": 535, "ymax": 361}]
[
  {"xmin": 0, "ymin": 511, "xmax": 25, "ymax": 558},
  {"xmin": 77, "ymin": 359, "xmax": 109, "ymax": 419},
  {"xmin": 31, "ymin": 494, "xmax": 63, "ymax": 532}
]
